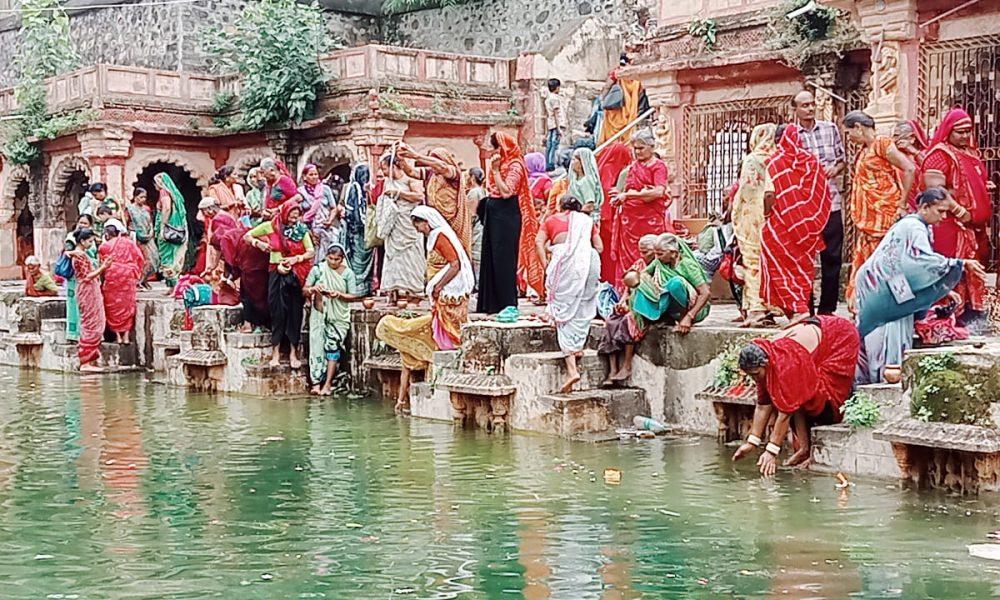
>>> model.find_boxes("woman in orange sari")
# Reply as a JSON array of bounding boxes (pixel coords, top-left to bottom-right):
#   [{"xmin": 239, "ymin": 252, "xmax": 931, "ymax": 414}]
[
  {"xmin": 479, "ymin": 132, "xmax": 544, "ymax": 310},
  {"xmin": 207, "ymin": 165, "xmax": 244, "ymax": 218},
  {"xmin": 921, "ymin": 108, "xmax": 994, "ymax": 321},
  {"xmin": 397, "ymin": 145, "xmax": 472, "ymax": 258},
  {"xmin": 598, "ymin": 73, "xmax": 642, "ymax": 145},
  {"xmin": 843, "ymin": 110, "xmax": 915, "ymax": 312},
  {"xmin": 99, "ymin": 219, "xmax": 146, "ymax": 344}
]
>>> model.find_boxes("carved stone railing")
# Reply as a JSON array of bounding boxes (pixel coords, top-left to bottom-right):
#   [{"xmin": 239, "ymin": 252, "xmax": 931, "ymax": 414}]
[
  {"xmin": 657, "ymin": 0, "xmax": 781, "ymax": 27},
  {"xmin": 321, "ymin": 44, "xmax": 512, "ymax": 89}
]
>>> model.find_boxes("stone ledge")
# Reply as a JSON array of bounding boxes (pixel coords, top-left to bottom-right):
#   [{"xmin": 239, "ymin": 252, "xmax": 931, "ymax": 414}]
[
  {"xmin": 435, "ymin": 372, "xmax": 515, "ymax": 396},
  {"xmin": 363, "ymin": 353, "xmax": 403, "ymax": 371},
  {"xmin": 874, "ymin": 419, "xmax": 1000, "ymax": 453},
  {"xmin": 177, "ymin": 349, "xmax": 228, "ymax": 367},
  {"xmin": 223, "ymin": 331, "xmax": 272, "ymax": 348},
  {"xmin": 1, "ymin": 332, "xmax": 43, "ymax": 346}
]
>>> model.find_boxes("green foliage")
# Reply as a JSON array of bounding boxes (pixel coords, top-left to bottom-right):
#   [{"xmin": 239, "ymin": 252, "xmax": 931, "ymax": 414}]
[
  {"xmin": 382, "ymin": 0, "xmax": 473, "ymax": 14},
  {"xmin": 714, "ymin": 342, "xmax": 752, "ymax": 389},
  {"xmin": 766, "ymin": 0, "xmax": 861, "ymax": 69},
  {"xmin": 3, "ymin": 0, "xmax": 83, "ymax": 165},
  {"xmin": 378, "ymin": 87, "xmax": 412, "ymax": 117},
  {"xmin": 841, "ymin": 391, "xmax": 881, "ymax": 428},
  {"xmin": 688, "ymin": 19, "xmax": 718, "ymax": 51},
  {"xmin": 910, "ymin": 353, "xmax": 994, "ymax": 427},
  {"xmin": 210, "ymin": 90, "xmax": 238, "ymax": 130},
  {"xmin": 200, "ymin": 0, "xmax": 333, "ymax": 131}
]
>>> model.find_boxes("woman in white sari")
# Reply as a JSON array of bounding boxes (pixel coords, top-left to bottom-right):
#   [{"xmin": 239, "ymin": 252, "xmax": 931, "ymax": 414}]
[
  {"xmin": 375, "ymin": 153, "xmax": 426, "ymax": 302},
  {"xmin": 376, "ymin": 206, "xmax": 474, "ymax": 413},
  {"xmin": 537, "ymin": 195, "xmax": 603, "ymax": 393}
]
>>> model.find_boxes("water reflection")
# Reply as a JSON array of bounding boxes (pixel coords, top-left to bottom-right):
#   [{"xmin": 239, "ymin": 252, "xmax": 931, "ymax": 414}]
[{"xmin": 0, "ymin": 368, "xmax": 998, "ymax": 598}]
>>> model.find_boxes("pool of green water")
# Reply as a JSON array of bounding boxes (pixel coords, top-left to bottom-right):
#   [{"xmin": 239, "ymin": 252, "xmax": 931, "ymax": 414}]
[{"xmin": 1, "ymin": 368, "xmax": 999, "ymax": 599}]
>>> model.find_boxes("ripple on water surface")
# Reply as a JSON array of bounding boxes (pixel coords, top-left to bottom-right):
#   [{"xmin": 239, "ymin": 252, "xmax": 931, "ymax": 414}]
[{"xmin": 0, "ymin": 369, "xmax": 998, "ymax": 598}]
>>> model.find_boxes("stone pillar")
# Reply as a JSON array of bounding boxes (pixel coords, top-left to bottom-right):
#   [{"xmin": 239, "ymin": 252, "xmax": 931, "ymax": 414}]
[
  {"xmin": 78, "ymin": 128, "xmax": 133, "ymax": 201},
  {"xmin": 265, "ymin": 131, "xmax": 303, "ymax": 174},
  {"xmin": 854, "ymin": 0, "xmax": 920, "ymax": 132},
  {"xmin": 639, "ymin": 70, "xmax": 689, "ymax": 218},
  {"xmin": 352, "ymin": 116, "xmax": 409, "ymax": 169}
]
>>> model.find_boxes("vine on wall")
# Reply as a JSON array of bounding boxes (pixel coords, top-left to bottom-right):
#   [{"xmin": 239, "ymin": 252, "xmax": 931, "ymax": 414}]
[
  {"xmin": 2, "ymin": 0, "xmax": 85, "ymax": 165},
  {"xmin": 382, "ymin": 0, "xmax": 475, "ymax": 14},
  {"xmin": 201, "ymin": 0, "xmax": 335, "ymax": 132},
  {"xmin": 766, "ymin": 0, "xmax": 861, "ymax": 69}
]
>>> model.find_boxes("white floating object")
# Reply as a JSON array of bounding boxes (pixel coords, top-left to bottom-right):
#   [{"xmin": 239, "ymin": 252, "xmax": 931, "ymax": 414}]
[{"xmin": 969, "ymin": 544, "xmax": 1000, "ymax": 560}]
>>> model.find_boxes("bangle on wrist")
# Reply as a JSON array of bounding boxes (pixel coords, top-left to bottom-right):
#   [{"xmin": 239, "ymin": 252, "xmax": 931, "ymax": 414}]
[
  {"xmin": 765, "ymin": 442, "xmax": 781, "ymax": 456},
  {"xmin": 747, "ymin": 434, "xmax": 762, "ymax": 447}
]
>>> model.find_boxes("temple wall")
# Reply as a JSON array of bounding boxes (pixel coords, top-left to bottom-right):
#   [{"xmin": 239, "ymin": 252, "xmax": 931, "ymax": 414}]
[
  {"xmin": 657, "ymin": 0, "xmax": 779, "ymax": 26},
  {"xmin": 384, "ymin": 0, "xmax": 650, "ymax": 57},
  {"xmin": 402, "ymin": 135, "xmax": 481, "ymax": 170},
  {"xmin": 691, "ymin": 79, "xmax": 803, "ymax": 105},
  {"xmin": 0, "ymin": 0, "xmax": 379, "ymax": 87}
]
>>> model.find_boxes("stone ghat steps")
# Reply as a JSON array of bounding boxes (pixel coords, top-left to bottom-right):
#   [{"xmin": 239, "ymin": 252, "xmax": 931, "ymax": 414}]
[
  {"xmin": 528, "ymin": 387, "xmax": 649, "ymax": 441},
  {"xmin": 505, "ymin": 349, "xmax": 608, "ymax": 397}
]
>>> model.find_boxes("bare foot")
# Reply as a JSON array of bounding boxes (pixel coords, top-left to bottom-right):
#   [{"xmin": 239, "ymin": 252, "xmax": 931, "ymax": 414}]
[
  {"xmin": 610, "ymin": 368, "xmax": 631, "ymax": 382},
  {"xmin": 783, "ymin": 447, "xmax": 810, "ymax": 467},
  {"xmin": 320, "ymin": 387, "xmax": 333, "ymax": 396},
  {"xmin": 601, "ymin": 375, "xmax": 616, "ymax": 388},
  {"xmin": 310, "ymin": 385, "xmax": 322, "ymax": 395},
  {"xmin": 394, "ymin": 400, "xmax": 410, "ymax": 415},
  {"xmin": 80, "ymin": 363, "xmax": 102, "ymax": 374},
  {"xmin": 559, "ymin": 374, "xmax": 581, "ymax": 394},
  {"xmin": 268, "ymin": 358, "xmax": 281, "ymax": 368},
  {"xmin": 289, "ymin": 357, "xmax": 302, "ymax": 370},
  {"xmin": 795, "ymin": 457, "xmax": 813, "ymax": 470}
]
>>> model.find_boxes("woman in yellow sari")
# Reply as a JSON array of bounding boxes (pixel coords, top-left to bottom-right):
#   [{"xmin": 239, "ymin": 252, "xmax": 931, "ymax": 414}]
[
  {"xmin": 732, "ymin": 123, "xmax": 776, "ymax": 327},
  {"xmin": 375, "ymin": 206, "xmax": 474, "ymax": 414},
  {"xmin": 598, "ymin": 73, "xmax": 642, "ymax": 145}
]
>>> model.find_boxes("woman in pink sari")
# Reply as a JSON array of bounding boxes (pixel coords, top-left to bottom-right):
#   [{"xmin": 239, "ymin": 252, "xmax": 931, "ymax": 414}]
[
  {"xmin": 70, "ymin": 228, "xmax": 110, "ymax": 371},
  {"xmin": 921, "ymin": 108, "xmax": 994, "ymax": 320},
  {"xmin": 607, "ymin": 130, "xmax": 671, "ymax": 290},
  {"xmin": 99, "ymin": 219, "xmax": 145, "ymax": 344}
]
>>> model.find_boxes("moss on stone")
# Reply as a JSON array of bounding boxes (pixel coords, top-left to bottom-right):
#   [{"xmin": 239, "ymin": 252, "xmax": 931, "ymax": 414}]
[{"xmin": 910, "ymin": 353, "xmax": 996, "ymax": 428}]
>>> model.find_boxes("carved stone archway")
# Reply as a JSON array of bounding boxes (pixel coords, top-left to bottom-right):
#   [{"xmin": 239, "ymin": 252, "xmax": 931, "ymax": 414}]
[
  {"xmin": 301, "ymin": 142, "xmax": 355, "ymax": 177},
  {"xmin": 1, "ymin": 164, "xmax": 30, "ymax": 224},
  {"xmin": 125, "ymin": 153, "xmax": 212, "ymax": 196},
  {"xmin": 234, "ymin": 152, "xmax": 274, "ymax": 180},
  {"xmin": 48, "ymin": 155, "xmax": 91, "ymax": 229}
]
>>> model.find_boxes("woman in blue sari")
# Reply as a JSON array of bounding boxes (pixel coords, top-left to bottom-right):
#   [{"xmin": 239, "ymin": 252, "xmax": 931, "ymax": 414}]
[
  {"xmin": 342, "ymin": 165, "xmax": 374, "ymax": 296},
  {"xmin": 855, "ymin": 188, "xmax": 983, "ymax": 383}
]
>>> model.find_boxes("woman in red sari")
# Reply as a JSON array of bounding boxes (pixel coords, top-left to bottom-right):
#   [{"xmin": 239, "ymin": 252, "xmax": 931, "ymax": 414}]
[
  {"xmin": 760, "ymin": 125, "xmax": 831, "ymax": 325},
  {"xmin": 488, "ymin": 132, "xmax": 545, "ymax": 301},
  {"xmin": 597, "ymin": 142, "xmax": 632, "ymax": 283},
  {"xmin": 212, "ymin": 213, "xmax": 271, "ymax": 332},
  {"xmin": 607, "ymin": 130, "xmax": 671, "ymax": 290},
  {"xmin": 921, "ymin": 108, "xmax": 994, "ymax": 319},
  {"xmin": 70, "ymin": 228, "xmax": 110, "ymax": 372},
  {"xmin": 99, "ymin": 219, "xmax": 145, "ymax": 344}
]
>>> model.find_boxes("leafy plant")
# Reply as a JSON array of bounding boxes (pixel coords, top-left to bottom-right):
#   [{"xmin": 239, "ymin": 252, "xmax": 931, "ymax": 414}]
[
  {"xmin": 200, "ymin": 0, "xmax": 334, "ymax": 131},
  {"xmin": 688, "ymin": 19, "xmax": 718, "ymax": 51},
  {"xmin": 378, "ymin": 87, "xmax": 412, "ymax": 117},
  {"xmin": 842, "ymin": 391, "xmax": 881, "ymax": 428},
  {"xmin": 766, "ymin": 0, "xmax": 861, "ymax": 69},
  {"xmin": 210, "ymin": 90, "xmax": 238, "ymax": 130},
  {"xmin": 713, "ymin": 342, "xmax": 752, "ymax": 389},
  {"xmin": 3, "ymin": 0, "xmax": 84, "ymax": 164}
]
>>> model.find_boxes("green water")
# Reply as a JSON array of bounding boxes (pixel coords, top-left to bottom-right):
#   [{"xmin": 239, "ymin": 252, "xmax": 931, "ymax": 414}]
[{"xmin": 1, "ymin": 369, "xmax": 999, "ymax": 599}]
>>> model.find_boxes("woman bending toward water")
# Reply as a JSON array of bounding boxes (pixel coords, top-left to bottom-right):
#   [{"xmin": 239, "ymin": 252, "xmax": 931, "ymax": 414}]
[
  {"xmin": 376, "ymin": 206, "xmax": 474, "ymax": 414},
  {"xmin": 537, "ymin": 195, "xmax": 603, "ymax": 393}
]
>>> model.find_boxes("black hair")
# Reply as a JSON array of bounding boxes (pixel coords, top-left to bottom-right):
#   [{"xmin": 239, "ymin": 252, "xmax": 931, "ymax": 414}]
[
  {"xmin": 843, "ymin": 110, "xmax": 875, "ymax": 129},
  {"xmin": 380, "ymin": 154, "xmax": 394, "ymax": 166},
  {"xmin": 327, "ymin": 245, "xmax": 346, "ymax": 258},
  {"xmin": 77, "ymin": 214, "xmax": 94, "ymax": 226},
  {"xmin": 210, "ymin": 165, "xmax": 235, "ymax": 185},
  {"xmin": 917, "ymin": 187, "xmax": 948, "ymax": 206},
  {"xmin": 774, "ymin": 123, "xmax": 788, "ymax": 144},
  {"xmin": 560, "ymin": 195, "xmax": 583, "ymax": 212},
  {"xmin": 469, "ymin": 167, "xmax": 485, "ymax": 185},
  {"xmin": 558, "ymin": 148, "xmax": 573, "ymax": 170},
  {"xmin": 74, "ymin": 228, "xmax": 94, "ymax": 243},
  {"xmin": 547, "ymin": 78, "xmax": 561, "ymax": 92},
  {"xmin": 738, "ymin": 343, "xmax": 768, "ymax": 371},
  {"xmin": 133, "ymin": 186, "xmax": 147, "ymax": 199},
  {"xmin": 89, "ymin": 183, "xmax": 106, "ymax": 194},
  {"xmin": 489, "ymin": 132, "xmax": 500, "ymax": 149},
  {"xmin": 96, "ymin": 205, "xmax": 114, "ymax": 216}
]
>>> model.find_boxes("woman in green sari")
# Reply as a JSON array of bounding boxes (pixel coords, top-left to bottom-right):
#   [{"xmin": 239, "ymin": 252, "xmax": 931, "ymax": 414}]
[
  {"xmin": 567, "ymin": 147, "xmax": 604, "ymax": 223},
  {"xmin": 153, "ymin": 172, "xmax": 188, "ymax": 290},
  {"xmin": 303, "ymin": 244, "xmax": 361, "ymax": 395},
  {"xmin": 631, "ymin": 233, "xmax": 712, "ymax": 335}
]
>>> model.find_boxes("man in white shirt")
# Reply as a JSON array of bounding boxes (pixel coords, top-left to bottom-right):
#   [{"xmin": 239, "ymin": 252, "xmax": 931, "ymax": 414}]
[{"xmin": 544, "ymin": 78, "xmax": 567, "ymax": 171}]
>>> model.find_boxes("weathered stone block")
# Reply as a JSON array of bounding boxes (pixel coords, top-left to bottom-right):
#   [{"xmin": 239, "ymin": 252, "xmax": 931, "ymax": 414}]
[
  {"xmin": 511, "ymin": 387, "xmax": 647, "ymax": 438},
  {"xmin": 410, "ymin": 381, "xmax": 455, "ymax": 422},
  {"xmin": 904, "ymin": 345, "xmax": 1000, "ymax": 427}
]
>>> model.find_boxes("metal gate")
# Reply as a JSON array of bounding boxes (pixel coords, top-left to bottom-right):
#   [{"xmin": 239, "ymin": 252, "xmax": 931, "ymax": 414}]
[
  {"xmin": 682, "ymin": 96, "xmax": 792, "ymax": 218},
  {"xmin": 919, "ymin": 34, "xmax": 1000, "ymax": 267}
]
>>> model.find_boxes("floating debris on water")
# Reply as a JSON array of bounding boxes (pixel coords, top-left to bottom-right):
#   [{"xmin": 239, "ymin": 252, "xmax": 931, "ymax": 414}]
[
  {"xmin": 658, "ymin": 509, "xmax": 680, "ymax": 517},
  {"xmin": 604, "ymin": 468, "xmax": 622, "ymax": 485},
  {"xmin": 260, "ymin": 573, "xmax": 274, "ymax": 581}
]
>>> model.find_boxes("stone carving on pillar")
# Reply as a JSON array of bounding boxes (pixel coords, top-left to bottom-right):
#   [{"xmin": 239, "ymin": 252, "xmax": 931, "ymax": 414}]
[
  {"xmin": 0, "ymin": 164, "xmax": 30, "ymax": 224},
  {"xmin": 353, "ymin": 118, "xmax": 408, "ymax": 167},
  {"xmin": 868, "ymin": 41, "xmax": 903, "ymax": 129},
  {"xmin": 803, "ymin": 55, "xmax": 839, "ymax": 122},
  {"xmin": 77, "ymin": 128, "xmax": 132, "ymax": 160},
  {"xmin": 653, "ymin": 108, "xmax": 675, "ymax": 166}
]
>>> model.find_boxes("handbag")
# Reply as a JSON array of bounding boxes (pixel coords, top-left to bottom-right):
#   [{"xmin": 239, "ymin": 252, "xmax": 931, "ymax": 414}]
[
  {"xmin": 162, "ymin": 223, "xmax": 186, "ymax": 245},
  {"xmin": 601, "ymin": 83, "xmax": 624, "ymax": 110},
  {"xmin": 364, "ymin": 199, "xmax": 383, "ymax": 249},
  {"xmin": 54, "ymin": 253, "xmax": 74, "ymax": 279}
]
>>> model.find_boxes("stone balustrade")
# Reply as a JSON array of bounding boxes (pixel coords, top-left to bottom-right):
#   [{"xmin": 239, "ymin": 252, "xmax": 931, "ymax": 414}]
[
  {"xmin": 0, "ymin": 44, "xmax": 512, "ymax": 116},
  {"xmin": 657, "ymin": 0, "xmax": 781, "ymax": 27}
]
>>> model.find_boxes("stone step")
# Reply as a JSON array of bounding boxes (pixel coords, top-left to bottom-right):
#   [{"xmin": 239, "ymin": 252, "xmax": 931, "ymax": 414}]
[
  {"xmin": 224, "ymin": 331, "xmax": 272, "ymax": 348},
  {"xmin": 505, "ymin": 349, "xmax": 608, "ymax": 397},
  {"xmin": 40, "ymin": 318, "xmax": 66, "ymax": 333},
  {"xmin": 516, "ymin": 387, "xmax": 648, "ymax": 438},
  {"xmin": 810, "ymin": 423, "xmax": 902, "ymax": 480},
  {"xmin": 99, "ymin": 341, "xmax": 139, "ymax": 368}
]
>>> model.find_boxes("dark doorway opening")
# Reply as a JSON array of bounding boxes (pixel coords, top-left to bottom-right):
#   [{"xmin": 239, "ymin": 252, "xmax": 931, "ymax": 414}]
[
  {"xmin": 14, "ymin": 180, "xmax": 33, "ymax": 266},
  {"xmin": 133, "ymin": 162, "xmax": 203, "ymax": 272},
  {"xmin": 319, "ymin": 162, "xmax": 352, "ymax": 201},
  {"xmin": 62, "ymin": 170, "xmax": 89, "ymax": 231}
]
